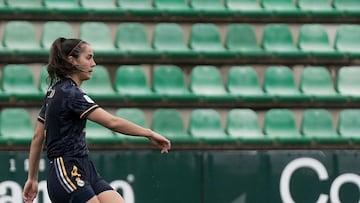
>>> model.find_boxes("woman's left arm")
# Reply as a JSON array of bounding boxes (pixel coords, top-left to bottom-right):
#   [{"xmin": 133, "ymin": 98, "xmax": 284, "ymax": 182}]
[{"xmin": 87, "ymin": 108, "xmax": 171, "ymax": 153}]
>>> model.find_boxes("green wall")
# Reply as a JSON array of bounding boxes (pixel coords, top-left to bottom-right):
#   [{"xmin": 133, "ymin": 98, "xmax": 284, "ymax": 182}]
[{"xmin": 0, "ymin": 150, "xmax": 359, "ymax": 203}]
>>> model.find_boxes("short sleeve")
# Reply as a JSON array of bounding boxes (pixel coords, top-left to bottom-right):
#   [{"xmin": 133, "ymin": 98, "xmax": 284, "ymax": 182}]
[
  {"xmin": 68, "ymin": 88, "xmax": 99, "ymax": 119},
  {"xmin": 38, "ymin": 102, "xmax": 46, "ymax": 124}
]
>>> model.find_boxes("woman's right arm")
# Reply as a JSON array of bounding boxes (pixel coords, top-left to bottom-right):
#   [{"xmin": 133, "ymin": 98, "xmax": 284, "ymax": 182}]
[{"xmin": 23, "ymin": 122, "xmax": 45, "ymax": 203}]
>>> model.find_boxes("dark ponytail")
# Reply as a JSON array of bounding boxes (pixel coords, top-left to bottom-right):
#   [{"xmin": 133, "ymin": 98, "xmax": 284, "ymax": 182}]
[{"xmin": 47, "ymin": 37, "xmax": 87, "ymax": 86}]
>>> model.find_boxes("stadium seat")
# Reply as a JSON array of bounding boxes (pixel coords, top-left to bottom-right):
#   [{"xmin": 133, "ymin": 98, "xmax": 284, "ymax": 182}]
[
  {"xmin": 190, "ymin": 65, "xmax": 232, "ymax": 101},
  {"xmin": 80, "ymin": 65, "xmax": 119, "ymax": 100},
  {"xmin": 0, "ymin": 108, "xmax": 34, "ymax": 144},
  {"xmin": 298, "ymin": 24, "xmax": 344, "ymax": 58},
  {"xmin": 337, "ymin": 109, "xmax": 360, "ymax": 143},
  {"xmin": 153, "ymin": 65, "xmax": 196, "ymax": 100},
  {"xmin": 262, "ymin": 24, "xmax": 306, "ymax": 58},
  {"xmin": 300, "ymin": 66, "xmax": 346, "ymax": 101},
  {"xmin": 5, "ymin": 0, "xmax": 46, "ymax": 13},
  {"xmin": 44, "ymin": 0, "xmax": 85, "ymax": 14},
  {"xmin": 261, "ymin": 0, "xmax": 305, "ymax": 16},
  {"xmin": 333, "ymin": 0, "xmax": 360, "ymax": 16},
  {"xmin": 263, "ymin": 66, "xmax": 308, "ymax": 101},
  {"xmin": 2, "ymin": 21, "xmax": 45, "ymax": 55},
  {"xmin": 86, "ymin": 120, "xmax": 120, "ymax": 144},
  {"xmin": 80, "ymin": 0, "xmax": 121, "ymax": 14},
  {"xmin": 189, "ymin": 109, "xmax": 230, "ymax": 143},
  {"xmin": 301, "ymin": 109, "xmax": 342, "ymax": 143},
  {"xmin": 152, "ymin": 23, "xmax": 198, "ymax": 57},
  {"xmin": 225, "ymin": 23, "xmax": 269, "ymax": 57},
  {"xmin": 189, "ymin": 0, "xmax": 230, "ymax": 16},
  {"xmin": 334, "ymin": 24, "xmax": 360, "ymax": 57},
  {"xmin": 336, "ymin": 66, "xmax": 360, "ymax": 100},
  {"xmin": 116, "ymin": 23, "xmax": 160, "ymax": 57},
  {"xmin": 226, "ymin": 66, "xmax": 272, "ymax": 101},
  {"xmin": 115, "ymin": 108, "xmax": 148, "ymax": 143},
  {"xmin": 189, "ymin": 23, "xmax": 235, "ymax": 57},
  {"xmin": 263, "ymin": 109, "xmax": 307, "ymax": 143},
  {"xmin": 297, "ymin": 0, "xmax": 340, "ymax": 16},
  {"xmin": 225, "ymin": 0, "xmax": 271, "ymax": 16},
  {"xmin": 41, "ymin": 21, "xmax": 74, "ymax": 50},
  {"xmin": 39, "ymin": 65, "xmax": 49, "ymax": 94},
  {"xmin": 79, "ymin": 22, "xmax": 121, "ymax": 57},
  {"xmin": 151, "ymin": 109, "xmax": 193, "ymax": 143},
  {"xmin": 117, "ymin": 0, "xmax": 160, "ymax": 15},
  {"xmin": 1, "ymin": 64, "xmax": 43, "ymax": 100},
  {"xmin": 226, "ymin": 109, "xmax": 268, "ymax": 143},
  {"xmin": 153, "ymin": 0, "xmax": 196, "ymax": 16},
  {"xmin": 114, "ymin": 65, "xmax": 159, "ymax": 101}
]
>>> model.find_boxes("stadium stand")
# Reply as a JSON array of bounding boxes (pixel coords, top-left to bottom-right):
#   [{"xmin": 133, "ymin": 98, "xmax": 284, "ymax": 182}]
[{"xmin": 0, "ymin": 0, "xmax": 357, "ymax": 150}]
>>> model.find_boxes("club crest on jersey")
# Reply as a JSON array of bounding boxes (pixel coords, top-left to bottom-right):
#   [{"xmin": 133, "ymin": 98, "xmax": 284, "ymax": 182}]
[
  {"xmin": 83, "ymin": 95, "xmax": 95, "ymax": 103},
  {"xmin": 71, "ymin": 165, "xmax": 85, "ymax": 187}
]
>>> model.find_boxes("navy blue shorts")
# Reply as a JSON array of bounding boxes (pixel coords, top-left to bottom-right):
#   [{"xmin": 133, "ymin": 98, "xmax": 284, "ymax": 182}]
[{"xmin": 47, "ymin": 156, "xmax": 113, "ymax": 203}]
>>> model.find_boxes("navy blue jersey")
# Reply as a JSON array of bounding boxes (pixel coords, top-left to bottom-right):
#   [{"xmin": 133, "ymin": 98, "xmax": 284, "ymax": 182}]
[{"xmin": 38, "ymin": 78, "xmax": 99, "ymax": 159}]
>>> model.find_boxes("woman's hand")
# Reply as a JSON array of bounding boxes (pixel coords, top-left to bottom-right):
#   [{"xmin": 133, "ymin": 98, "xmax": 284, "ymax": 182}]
[
  {"xmin": 23, "ymin": 179, "xmax": 38, "ymax": 203},
  {"xmin": 148, "ymin": 131, "xmax": 171, "ymax": 154}
]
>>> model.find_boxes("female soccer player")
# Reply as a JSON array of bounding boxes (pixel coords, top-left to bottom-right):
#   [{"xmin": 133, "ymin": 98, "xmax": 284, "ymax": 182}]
[{"xmin": 22, "ymin": 38, "xmax": 171, "ymax": 203}]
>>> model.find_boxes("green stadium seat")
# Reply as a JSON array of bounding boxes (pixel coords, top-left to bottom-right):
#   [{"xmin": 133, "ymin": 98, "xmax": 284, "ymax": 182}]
[
  {"xmin": 2, "ymin": 64, "xmax": 43, "ymax": 100},
  {"xmin": 153, "ymin": 0, "xmax": 196, "ymax": 16},
  {"xmin": 189, "ymin": 23, "xmax": 235, "ymax": 58},
  {"xmin": 0, "ymin": 108, "xmax": 33, "ymax": 144},
  {"xmin": 116, "ymin": 23, "xmax": 160, "ymax": 57},
  {"xmin": 151, "ymin": 109, "xmax": 193, "ymax": 143},
  {"xmin": 81, "ymin": 65, "xmax": 119, "ymax": 100},
  {"xmin": 225, "ymin": 0, "xmax": 271, "ymax": 16},
  {"xmin": 190, "ymin": 65, "xmax": 233, "ymax": 101},
  {"xmin": 5, "ymin": 0, "xmax": 47, "ymax": 13},
  {"xmin": 263, "ymin": 66, "xmax": 308, "ymax": 101},
  {"xmin": 336, "ymin": 66, "xmax": 360, "ymax": 100},
  {"xmin": 114, "ymin": 65, "xmax": 159, "ymax": 101},
  {"xmin": 189, "ymin": 109, "xmax": 230, "ymax": 143},
  {"xmin": 80, "ymin": 0, "xmax": 122, "ymax": 14},
  {"xmin": 41, "ymin": 21, "xmax": 74, "ymax": 50},
  {"xmin": 262, "ymin": 24, "xmax": 307, "ymax": 58},
  {"xmin": 333, "ymin": 0, "xmax": 360, "ymax": 16},
  {"xmin": 39, "ymin": 65, "xmax": 49, "ymax": 94},
  {"xmin": 301, "ymin": 109, "xmax": 342, "ymax": 143},
  {"xmin": 115, "ymin": 108, "xmax": 148, "ymax": 143},
  {"xmin": 297, "ymin": 0, "xmax": 341, "ymax": 16},
  {"xmin": 225, "ymin": 23, "xmax": 269, "ymax": 57},
  {"xmin": 117, "ymin": 0, "xmax": 161, "ymax": 15},
  {"xmin": 152, "ymin": 23, "xmax": 198, "ymax": 57},
  {"xmin": 79, "ymin": 22, "xmax": 121, "ymax": 57},
  {"xmin": 261, "ymin": 0, "xmax": 305, "ymax": 16},
  {"xmin": 337, "ymin": 109, "xmax": 360, "ymax": 143},
  {"xmin": 226, "ymin": 66, "xmax": 272, "ymax": 101},
  {"xmin": 189, "ymin": 0, "xmax": 230, "ymax": 16},
  {"xmin": 334, "ymin": 25, "xmax": 360, "ymax": 57},
  {"xmin": 264, "ymin": 109, "xmax": 307, "ymax": 143},
  {"xmin": 44, "ymin": 0, "xmax": 86, "ymax": 14},
  {"xmin": 300, "ymin": 66, "xmax": 346, "ymax": 101},
  {"xmin": 86, "ymin": 120, "xmax": 121, "ymax": 144},
  {"xmin": 298, "ymin": 24, "xmax": 344, "ymax": 58},
  {"xmin": 153, "ymin": 65, "xmax": 196, "ymax": 100},
  {"xmin": 0, "ymin": 0, "xmax": 12, "ymax": 13},
  {"xmin": 2, "ymin": 21, "xmax": 46, "ymax": 56},
  {"xmin": 226, "ymin": 109, "xmax": 268, "ymax": 143}
]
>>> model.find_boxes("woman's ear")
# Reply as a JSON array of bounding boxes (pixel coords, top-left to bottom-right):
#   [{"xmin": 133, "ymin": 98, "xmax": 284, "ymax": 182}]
[{"xmin": 67, "ymin": 56, "xmax": 76, "ymax": 65}]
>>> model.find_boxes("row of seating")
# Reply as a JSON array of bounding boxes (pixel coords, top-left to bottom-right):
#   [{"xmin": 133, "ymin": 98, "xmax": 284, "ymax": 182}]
[
  {"xmin": 1, "ymin": 107, "xmax": 359, "ymax": 145},
  {"xmin": 2, "ymin": 64, "xmax": 360, "ymax": 103},
  {"xmin": 0, "ymin": 0, "xmax": 359, "ymax": 18},
  {"xmin": 1, "ymin": 21, "xmax": 359, "ymax": 59}
]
